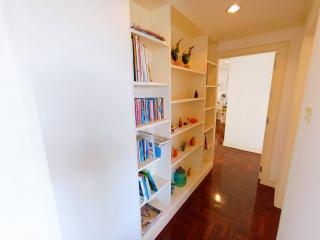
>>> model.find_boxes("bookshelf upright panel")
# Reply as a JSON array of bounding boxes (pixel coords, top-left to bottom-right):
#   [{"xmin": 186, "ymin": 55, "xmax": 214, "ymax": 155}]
[{"xmin": 204, "ymin": 42, "xmax": 218, "ymax": 165}]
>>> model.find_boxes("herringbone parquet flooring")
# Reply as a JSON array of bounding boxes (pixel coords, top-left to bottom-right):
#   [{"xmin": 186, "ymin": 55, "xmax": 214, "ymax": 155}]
[{"xmin": 156, "ymin": 145, "xmax": 281, "ymax": 240}]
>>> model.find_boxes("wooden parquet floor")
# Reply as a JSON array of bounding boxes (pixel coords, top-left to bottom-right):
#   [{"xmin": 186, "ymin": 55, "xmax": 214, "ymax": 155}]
[{"xmin": 156, "ymin": 145, "xmax": 281, "ymax": 240}]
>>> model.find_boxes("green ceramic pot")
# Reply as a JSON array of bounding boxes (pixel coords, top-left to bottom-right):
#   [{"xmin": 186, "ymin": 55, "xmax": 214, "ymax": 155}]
[{"xmin": 174, "ymin": 167, "xmax": 187, "ymax": 187}]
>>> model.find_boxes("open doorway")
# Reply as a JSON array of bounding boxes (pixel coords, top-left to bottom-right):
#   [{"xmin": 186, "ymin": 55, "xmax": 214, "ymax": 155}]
[{"xmin": 216, "ymin": 52, "xmax": 276, "ymax": 154}]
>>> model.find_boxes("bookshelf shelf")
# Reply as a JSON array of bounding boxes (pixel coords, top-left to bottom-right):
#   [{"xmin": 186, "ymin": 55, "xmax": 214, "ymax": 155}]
[
  {"xmin": 140, "ymin": 175, "xmax": 170, "ymax": 208},
  {"xmin": 203, "ymin": 144, "xmax": 213, "ymax": 153},
  {"xmin": 141, "ymin": 199, "xmax": 167, "ymax": 240},
  {"xmin": 205, "ymin": 106, "xmax": 215, "ymax": 111},
  {"xmin": 206, "ymin": 85, "xmax": 216, "ymax": 88},
  {"xmin": 207, "ymin": 60, "xmax": 217, "ymax": 66},
  {"xmin": 138, "ymin": 155, "xmax": 168, "ymax": 172},
  {"xmin": 136, "ymin": 119, "xmax": 170, "ymax": 131},
  {"xmin": 205, "ymin": 105, "xmax": 215, "ymax": 109},
  {"xmin": 131, "ymin": 29, "xmax": 169, "ymax": 50},
  {"xmin": 171, "ymin": 160, "xmax": 213, "ymax": 206},
  {"xmin": 171, "ymin": 65, "xmax": 206, "ymax": 75},
  {"xmin": 171, "ymin": 143, "xmax": 203, "ymax": 167},
  {"xmin": 133, "ymin": 82, "xmax": 170, "ymax": 87},
  {"xmin": 204, "ymin": 125, "xmax": 214, "ymax": 133},
  {"xmin": 171, "ymin": 98, "xmax": 205, "ymax": 104},
  {"xmin": 171, "ymin": 121, "xmax": 204, "ymax": 138}
]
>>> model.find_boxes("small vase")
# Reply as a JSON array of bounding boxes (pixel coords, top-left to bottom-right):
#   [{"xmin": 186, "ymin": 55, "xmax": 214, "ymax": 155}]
[{"xmin": 174, "ymin": 167, "xmax": 187, "ymax": 187}]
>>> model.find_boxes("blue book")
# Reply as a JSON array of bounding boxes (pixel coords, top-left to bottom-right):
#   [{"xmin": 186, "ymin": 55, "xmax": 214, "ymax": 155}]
[
  {"xmin": 141, "ymin": 170, "xmax": 158, "ymax": 192},
  {"xmin": 155, "ymin": 145, "xmax": 161, "ymax": 158}
]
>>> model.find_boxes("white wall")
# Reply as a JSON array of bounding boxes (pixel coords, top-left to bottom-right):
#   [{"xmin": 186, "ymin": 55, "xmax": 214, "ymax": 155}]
[
  {"xmin": 218, "ymin": 27, "xmax": 303, "ymax": 182},
  {"xmin": 0, "ymin": 3, "xmax": 62, "ymax": 240},
  {"xmin": 4, "ymin": 1, "xmax": 141, "ymax": 240},
  {"xmin": 223, "ymin": 52, "xmax": 275, "ymax": 153},
  {"xmin": 277, "ymin": 13, "xmax": 320, "ymax": 240}
]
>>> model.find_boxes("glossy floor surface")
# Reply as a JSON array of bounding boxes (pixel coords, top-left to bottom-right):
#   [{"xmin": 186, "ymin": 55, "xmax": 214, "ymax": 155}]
[{"xmin": 156, "ymin": 145, "xmax": 281, "ymax": 240}]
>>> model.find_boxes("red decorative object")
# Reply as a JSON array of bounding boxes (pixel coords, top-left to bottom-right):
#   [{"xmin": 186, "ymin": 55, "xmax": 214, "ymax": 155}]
[
  {"xmin": 172, "ymin": 148, "xmax": 178, "ymax": 158},
  {"xmin": 188, "ymin": 117, "xmax": 198, "ymax": 124}
]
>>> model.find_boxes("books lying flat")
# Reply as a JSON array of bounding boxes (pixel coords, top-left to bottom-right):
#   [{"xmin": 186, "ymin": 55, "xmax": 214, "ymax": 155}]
[
  {"xmin": 131, "ymin": 23, "xmax": 165, "ymax": 41},
  {"xmin": 154, "ymin": 135, "xmax": 170, "ymax": 146},
  {"xmin": 141, "ymin": 204, "xmax": 162, "ymax": 235}
]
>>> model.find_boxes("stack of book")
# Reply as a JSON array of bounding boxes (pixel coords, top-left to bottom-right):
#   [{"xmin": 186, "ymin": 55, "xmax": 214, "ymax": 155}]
[
  {"xmin": 131, "ymin": 23, "xmax": 166, "ymax": 41},
  {"xmin": 131, "ymin": 34, "xmax": 151, "ymax": 82},
  {"xmin": 138, "ymin": 170, "xmax": 158, "ymax": 202},
  {"xmin": 134, "ymin": 97, "xmax": 164, "ymax": 126},
  {"xmin": 137, "ymin": 132, "xmax": 170, "ymax": 164},
  {"xmin": 141, "ymin": 203, "xmax": 162, "ymax": 235}
]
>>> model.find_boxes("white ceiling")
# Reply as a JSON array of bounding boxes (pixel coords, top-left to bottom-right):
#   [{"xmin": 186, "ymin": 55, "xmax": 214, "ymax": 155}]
[{"xmin": 179, "ymin": 0, "xmax": 312, "ymax": 41}]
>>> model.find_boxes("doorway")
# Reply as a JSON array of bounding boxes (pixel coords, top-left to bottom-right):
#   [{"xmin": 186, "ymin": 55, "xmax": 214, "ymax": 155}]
[
  {"xmin": 217, "ymin": 42, "xmax": 288, "ymax": 187},
  {"xmin": 216, "ymin": 52, "xmax": 275, "ymax": 154}
]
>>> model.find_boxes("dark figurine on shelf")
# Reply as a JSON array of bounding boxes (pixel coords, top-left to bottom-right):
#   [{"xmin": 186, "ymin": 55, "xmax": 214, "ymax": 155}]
[
  {"xmin": 171, "ymin": 183, "xmax": 176, "ymax": 194},
  {"xmin": 190, "ymin": 137, "xmax": 196, "ymax": 146},
  {"xmin": 183, "ymin": 122, "xmax": 188, "ymax": 126},
  {"xmin": 180, "ymin": 141, "xmax": 186, "ymax": 151},
  {"xmin": 182, "ymin": 45, "xmax": 195, "ymax": 67},
  {"xmin": 204, "ymin": 135, "xmax": 208, "ymax": 150},
  {"xmin": 187, "ymin": 168, "xmax": 191, "ymax": 177},
  {"xmin": 178, "ymin": 117, "xmax": 183, "ymax": 128},
  {"xmin": 171, "ymin": 39, "xmax": 183, "ymax": 63},
  {"xmin": 194, "ymin": 90, "xmax": 198, "ymax": 98}
]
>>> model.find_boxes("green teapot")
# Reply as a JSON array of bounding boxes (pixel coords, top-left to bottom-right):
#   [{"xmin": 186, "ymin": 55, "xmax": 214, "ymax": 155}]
[{"xmin": 174, "ymin": 166, "xmax": 187, "ymax": 187}]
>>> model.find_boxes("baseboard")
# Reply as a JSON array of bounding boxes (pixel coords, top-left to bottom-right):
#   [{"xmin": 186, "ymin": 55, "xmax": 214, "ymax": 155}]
[{"xmin": 223, "ymin": 141, "xmax": 262, "ymax": 154}]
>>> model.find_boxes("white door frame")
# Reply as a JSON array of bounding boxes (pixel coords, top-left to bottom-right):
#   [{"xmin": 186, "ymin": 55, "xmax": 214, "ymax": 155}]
[{"xmin": 218, "ymin": 42, "xmax": 289, "ymax": 188}]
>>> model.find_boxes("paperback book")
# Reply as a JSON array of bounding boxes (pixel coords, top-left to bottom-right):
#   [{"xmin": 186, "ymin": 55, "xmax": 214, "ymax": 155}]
[
  {"xmin": 134, "ymin": 97, "xmax": 164, "ymax": 126},
  {"xmin": 131, "ymin": 34, "xmax": 152, "ymax": 82},
  {"xmin": 138, "ymin": 170, "xmax": 158, "ymax": 202}
]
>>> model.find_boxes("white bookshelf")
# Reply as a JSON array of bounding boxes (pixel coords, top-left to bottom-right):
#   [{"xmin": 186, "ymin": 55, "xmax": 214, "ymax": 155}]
[{"xmin": 130, "ymin": 1, "xmax": 215, "ymax": 239}]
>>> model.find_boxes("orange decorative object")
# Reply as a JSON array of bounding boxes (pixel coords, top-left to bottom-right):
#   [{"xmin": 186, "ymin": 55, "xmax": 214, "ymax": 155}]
[
  {"xmin": 172, "ymin": 148, "xmax": 178, "ymax": 158},
  {"xmin": 189, "ymin": 137, "xmax": 196, "ymax": 146},
  {"xmin": 187, "ymin": 168, "xmax": 191, "ymax": 176},
  {"xmin": 188, "ymin": 117, "xmax": 198, "ymax": 124}
]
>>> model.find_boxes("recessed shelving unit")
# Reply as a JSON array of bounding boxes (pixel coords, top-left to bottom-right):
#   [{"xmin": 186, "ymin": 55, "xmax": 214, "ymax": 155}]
[{"xmin": 130, "ymin": 1, "xmax": 216, "ymax": 239}]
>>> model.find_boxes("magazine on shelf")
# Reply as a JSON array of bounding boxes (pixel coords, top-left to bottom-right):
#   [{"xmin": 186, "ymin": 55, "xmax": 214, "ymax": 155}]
[
  {"xmin": 141, "ymin": 203, "xmax": 162, "ymax": 235},
  {"xmin": 154, "ymin": 135, "xmax": 170, "ymax": 146}
]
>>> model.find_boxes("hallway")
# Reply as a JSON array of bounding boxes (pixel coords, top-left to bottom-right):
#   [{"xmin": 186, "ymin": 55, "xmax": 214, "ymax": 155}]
[{"xmin": 156, "ymin": 146, "xmax": 281, "ymax": 240}]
